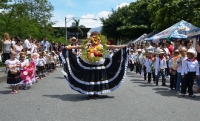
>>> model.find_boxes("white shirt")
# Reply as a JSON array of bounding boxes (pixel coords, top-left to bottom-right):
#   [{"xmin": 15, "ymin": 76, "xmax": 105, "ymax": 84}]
[
  {"xmin": 176, "ymin": 56, "xmax": 187, "ymax": 73},
  {"xmin": 181, "ymin": 59, "xmax": 199, "ymax": 75},
  {"xmin": 20, "ymin": 59, "xmax": 29, "ymax": 70},
  {"xmin": 163, "ymin": 48, "xmax": 169, "ymax": 55},
  {"xmin": 5, "ymin": 59, "xmax": 20, "ymax": 71},
  {"xmin": 145, "ymin": 59, "xmax": 153, "ymax": 73},
  {"xmin": 41, "ymin": 40, "xmax": 50, "ymax": 51},
  {"xmin": 23, "ymin": 39, "xmax": 31, "ymax": 49},
  {"xmin": 168, "ymin": 56, "xmax": 179, "ymax": 70},
  {"xmin": 135, "ymin": 54, "xmax": 143, "ymax": 64},
  {"xmin": 11, "ymin": 40, "xmax": 16, "ymax": 46},
  {"xmin": 155, "ymin": 57, "xmax": 167, "ymax": 75},
  {"xmin": 37, "ymin": 58, "xmax": 45, "ymax": 66},
  {"xmin": 128, "ymin": 54, "xmax": 135, "ymax": 63}
]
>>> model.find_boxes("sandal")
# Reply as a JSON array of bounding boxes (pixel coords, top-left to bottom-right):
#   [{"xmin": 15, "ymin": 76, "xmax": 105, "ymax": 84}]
[{"xmin": 10, "ymin": 91, "xmax": 15, "ymax": 94}]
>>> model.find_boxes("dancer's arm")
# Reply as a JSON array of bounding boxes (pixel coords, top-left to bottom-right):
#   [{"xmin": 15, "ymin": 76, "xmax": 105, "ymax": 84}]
[
  {"xmin": 65, "ymin": 45, "xmax": 82, "ymax": 50},
  {"xmin": 106, "ymin": 45, "xmax": 126, "ymax": 49}
]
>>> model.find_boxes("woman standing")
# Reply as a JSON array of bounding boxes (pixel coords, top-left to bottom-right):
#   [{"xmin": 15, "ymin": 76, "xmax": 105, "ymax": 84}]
[
  {"xmin": 1, "ymin": 33, "xmax": 12, "ymax": 62},
  {"xmin": 62, "ymin": 31, "xmax": 127, "ymax": 98},
  {"xmin": 13, "ymin": 36, "xmax": 23, "ymax": 60}
]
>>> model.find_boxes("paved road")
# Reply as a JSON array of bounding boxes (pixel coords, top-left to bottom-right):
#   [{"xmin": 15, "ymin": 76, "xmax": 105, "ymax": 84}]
[{"xmin": 0, "ymin": 68, "xmax": 200, "ymax": 121}]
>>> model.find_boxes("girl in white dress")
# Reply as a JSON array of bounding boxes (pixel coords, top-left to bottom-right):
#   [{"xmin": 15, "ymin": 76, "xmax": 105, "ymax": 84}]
[{"xmin": 5, "ymin": 51, "xmax": 21, "ymax": 94}]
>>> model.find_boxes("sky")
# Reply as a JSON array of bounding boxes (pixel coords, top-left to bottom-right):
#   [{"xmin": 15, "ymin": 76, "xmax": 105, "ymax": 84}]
[{"xmin": 49, "ymin": 0, "xmax": 136, "ymax": 28}]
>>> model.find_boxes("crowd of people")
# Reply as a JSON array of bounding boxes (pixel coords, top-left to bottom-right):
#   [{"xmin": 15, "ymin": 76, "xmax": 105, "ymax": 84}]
[
  {"xmin": 3, "ymin": 30, "xmax": 200, "ymax": 98},
  {"xmin": 127, "ymin": 39, "xmax": 200, "ymax": 98},
  {"xmin": 1, "ymin": 33, "xmax": 63, "ymax": 94}
]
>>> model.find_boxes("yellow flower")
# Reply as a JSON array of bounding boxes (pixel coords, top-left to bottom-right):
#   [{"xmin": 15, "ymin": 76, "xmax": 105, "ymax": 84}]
[{"xmin": 91, "ymin": 36, "xmax": 99, "ymax": 45}]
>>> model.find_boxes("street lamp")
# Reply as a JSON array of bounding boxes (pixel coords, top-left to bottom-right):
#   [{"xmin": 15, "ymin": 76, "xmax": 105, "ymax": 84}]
[{"xmin": 65, "ymin": 17, "xmax": 97, "ymax": 41}]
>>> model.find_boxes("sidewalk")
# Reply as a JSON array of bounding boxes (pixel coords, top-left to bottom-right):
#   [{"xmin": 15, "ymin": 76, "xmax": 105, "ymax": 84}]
[{"xmin": 0, "ymin": 67, "xmax": 7, "ymax": 83}]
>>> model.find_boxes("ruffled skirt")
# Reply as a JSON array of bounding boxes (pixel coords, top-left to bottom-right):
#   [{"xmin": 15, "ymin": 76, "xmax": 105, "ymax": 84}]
[{"xmin": 61, "ymin": 48, "xmax": 128, "ymax": 95}]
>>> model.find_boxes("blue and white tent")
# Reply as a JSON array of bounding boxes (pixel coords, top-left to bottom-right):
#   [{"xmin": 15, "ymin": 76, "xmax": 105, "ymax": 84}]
[{"xmin": 145, "ymin": 20, "xmax": 200, "ymax": 41}]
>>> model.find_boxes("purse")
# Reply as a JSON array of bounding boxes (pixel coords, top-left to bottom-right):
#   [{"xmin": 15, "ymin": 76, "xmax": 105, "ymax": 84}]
[{"xmin": 10, "ymin": 68, "xmax": 18, "ymax": 74}]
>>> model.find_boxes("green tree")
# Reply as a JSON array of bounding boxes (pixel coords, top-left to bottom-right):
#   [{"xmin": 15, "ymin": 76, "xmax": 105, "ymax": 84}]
[
  {"xmin": 101, "ymin": 0, "xmax": 152, "ymax": 43},
  {"xmin": 147, "ymin": 0, "xmax": 200, "ymax": 30},
  {"xmin": 0, "ymin": 0, "xmax": 55, "ymax": 40},
  {"xmin": 71, "ymin": 19, "xmax": 86, "ymax": 39}
]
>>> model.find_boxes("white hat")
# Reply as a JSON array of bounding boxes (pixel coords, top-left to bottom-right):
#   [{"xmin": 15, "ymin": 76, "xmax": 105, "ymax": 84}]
[
  {"xmin": 26, "ymin": 51, "xmax": 31, "ymax": 55},
  {"xmin": 130, "ymin": 49, "xmax": 134, "ymax": 52},
  {"xmin": 174, "ymin": 49, "xmax": 179, "ymax": 54},
  {"xmin": 32, "ymin": 52, "xmax": 39, "ymax": 58},
  {"xmin": 148, "ymin": 51, "xmax": 153, "ymax": 53},
  {"xmin": 70, "ymin": 37, "xmax": 78, "ymax": 42},
  {"xmin": 187, "ymin": 49, "xmax": 196, "ymax": 56},
  {"xmin": 157, "ymin": 49, "xmax": 165, "ymax": 54},
  {"xmin": 137, "ymin": 49, "xmax": 142, "ymax": 52}
]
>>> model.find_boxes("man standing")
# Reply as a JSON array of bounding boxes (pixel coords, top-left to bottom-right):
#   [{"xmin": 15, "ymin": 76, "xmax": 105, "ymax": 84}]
[
  {"xmin": 41, "ymin": 37, "xmax": 50, "ymax": 51},
  {"xmin": 23, "ymin": 36, "xmax": 31, "ymax": 50}
]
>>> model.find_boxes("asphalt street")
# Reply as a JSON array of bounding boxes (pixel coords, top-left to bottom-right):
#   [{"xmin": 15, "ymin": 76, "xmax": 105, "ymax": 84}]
[{"xmin": 0, "ymin": 68, "xmax": 200, "ymax": 121}]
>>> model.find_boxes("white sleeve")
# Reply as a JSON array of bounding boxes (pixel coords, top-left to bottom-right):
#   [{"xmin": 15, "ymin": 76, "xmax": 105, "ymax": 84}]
[
  {"xmin": 23, "ymin": 40, "xmax": 28, "ymax": 48},
  {"xmin": 181, "ymin": 60, "xmax": 186, "ymax": 75},
  {"xmin": 155, "ymin": 57, "xmax": 159, "ymax": 75},
  {"xmin": 5, "ymin": 60, "xmax": 9, "ymax": 65},
  {"xmin": 196, "ymin": 62, "xmax": 199, "ymax": 75},
  {"xmin": 168, "ymin": 59, "xmax": 172, "ymax": 68},
  {"xmin": 163, "ymin": 58, "xmax": 167, "ymax": 68}
]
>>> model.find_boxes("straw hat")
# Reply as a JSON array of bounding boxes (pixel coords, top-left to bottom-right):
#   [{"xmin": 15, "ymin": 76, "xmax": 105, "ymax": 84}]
[
  {"xmin": 157, "ymin": 49, "xmax": 165, "ymax": 54},
  {"xmin": 187, "ymin": 49, "xmax": 196, "ymax": 56},
  {"xmin": 137, "ymin": 49, "xmax": 142, "ymax": 52},
  {"xmin": 26, "ymin": 51, "xmax": 31, "ymax": 55},
  {"xmin": 70, "ymin": 37, "xmax": 78, "ymax": 43},
  {"xmin": 52, "ymin": 51, "xmax": 56, "ymax": 55},
  {"xmin": 174, "ymin": 49, "xmax": 179, "ymax": 54}
]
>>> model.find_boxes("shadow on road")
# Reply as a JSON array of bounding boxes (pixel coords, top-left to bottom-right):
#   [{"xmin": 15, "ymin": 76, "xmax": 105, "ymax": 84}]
[
  {"xmin": 130, "ymin": 77, "xmax": 200, "ymax": 101},
  {"xmin": 54, "ymin": 77, "xmax": 65, "ymax": 79},
  {"xmin": 43, "ymin": 94, "xmax": 114, "ymax": 102},
  {"xmin": 154, "ymin": 90, "xmax": 200, "ymax": 101},
  {"xmin": 0, "ymin": 90, "xmax": 11, "ymax": 94}
]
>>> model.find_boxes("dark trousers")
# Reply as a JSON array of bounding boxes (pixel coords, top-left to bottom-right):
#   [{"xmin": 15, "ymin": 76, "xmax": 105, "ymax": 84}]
[
  {"xmin": 3, "ymin": 53, "xmax": 10, "ymax": 62},
  {"xmin": 143, "ymin": 66, "xmax": 147, "ymax": 80},
  {"xmin": 136, "ymin": 63, "xmax": 142, "ymax": 74},
  {"xmin": 129, "ymin": 62, "xmax": 134, "ymax": 71},
  {"xmin": 152, "ymin": 70, "xmax": 155, "ymax": 82},
  {"xmin": 170, "ymin": 70, "xmax": 177, "ymax": 89},
  {"xmin": 148, "ymin": 72, "xmax": 152, "ymax": 83},
  {"xmin": 156, "ymin": 70, "xmax": 166, "ymax": 86},
  {"xmin": 181, "ymin": 72, "xmax": 195, "ymax": 95},
  {"xmin": 165, "ymin": 62, "xmax": 170, "ymax": 76}
]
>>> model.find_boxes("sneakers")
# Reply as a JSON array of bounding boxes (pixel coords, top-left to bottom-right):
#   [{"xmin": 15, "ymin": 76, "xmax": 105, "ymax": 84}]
[
  {"xmin": 189, "ymin": 95, "xmax": 195, "ymax": 98},
  {"xmin": 176, "ymin": 91, "xmax": 180, "ymax": 94},
  {"xmin": 168, "ymin": 88, "xmax": 172, "ymax": 91}
]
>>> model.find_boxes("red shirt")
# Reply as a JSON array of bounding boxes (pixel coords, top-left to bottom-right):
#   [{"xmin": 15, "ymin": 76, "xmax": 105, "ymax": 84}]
[{"xmin": 168, "ymin": 45, "xmax": 174, "ymax": 56}]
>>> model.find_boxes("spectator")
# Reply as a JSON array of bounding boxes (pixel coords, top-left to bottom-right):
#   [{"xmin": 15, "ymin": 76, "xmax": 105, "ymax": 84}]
[
  {"xmin": 40, "ymin": 37, "xmax": 50, "ymax": 51},
  {"xmin": 166, "ymin": 41, "xmax": 174, "ymax": 56},
  {"xmin": 1, "ymin": 33, "xmax": 12, "ymax": 62},
  {"xmin": 13, "ymin": 36, "xmax": 23, "ymax": 59},
  {"xmin": 23, "ymin": 36, "xmax": 31, "ymax": 50}
]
